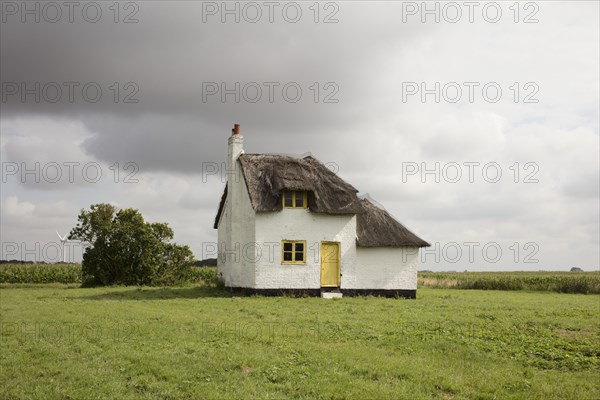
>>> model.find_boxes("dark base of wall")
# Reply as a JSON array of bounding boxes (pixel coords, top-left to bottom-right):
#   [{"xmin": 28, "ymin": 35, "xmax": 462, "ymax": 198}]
[
  {"xmin": 342, "ymin": 289, "xmax": 416, "ymax": 299},
  {"xmin": 226, "ymin": 287, "xmax": 416, "ymax": 299}
]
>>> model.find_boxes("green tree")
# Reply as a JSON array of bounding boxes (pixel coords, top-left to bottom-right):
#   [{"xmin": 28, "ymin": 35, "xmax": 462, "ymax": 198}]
[{"xmin": 69, "ymin": 204, "xmax": 194, "ymax": 286}]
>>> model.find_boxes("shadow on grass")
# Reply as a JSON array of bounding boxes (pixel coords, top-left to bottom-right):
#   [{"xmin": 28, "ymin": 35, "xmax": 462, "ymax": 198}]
[{"xmin": 79, "ymin": 285, "xmax": 234, "ymax": 301}]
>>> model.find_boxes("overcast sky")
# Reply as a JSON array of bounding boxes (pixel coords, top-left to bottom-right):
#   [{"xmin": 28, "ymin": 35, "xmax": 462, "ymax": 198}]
[{"xmin": 1, "ymin": 1, "xmax": 598, "ymax": 271}]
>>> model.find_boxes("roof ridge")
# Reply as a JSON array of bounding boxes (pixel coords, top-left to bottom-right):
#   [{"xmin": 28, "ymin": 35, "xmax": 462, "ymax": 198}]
[
  {"xmin": 241, "ymin": 152, "xmax": 313, "ymax": 159},
  {"xmin": 359, "ymin": 193, "xmax": 386, "ymax": 210}
]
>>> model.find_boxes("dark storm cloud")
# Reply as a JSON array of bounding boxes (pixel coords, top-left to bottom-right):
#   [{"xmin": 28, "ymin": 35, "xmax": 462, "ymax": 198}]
[{"xmin": 1, "ymin": 2, "xmax": 431, "ymax": 172}]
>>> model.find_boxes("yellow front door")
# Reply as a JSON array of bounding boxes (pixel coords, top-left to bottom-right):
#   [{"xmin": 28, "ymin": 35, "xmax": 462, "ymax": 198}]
[{"xmin": 320, "ymin": 242, "xmax": 340, "ymax": 287}]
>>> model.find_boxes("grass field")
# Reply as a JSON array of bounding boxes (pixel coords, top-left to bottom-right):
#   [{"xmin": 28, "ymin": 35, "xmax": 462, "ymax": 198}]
[{"xmin": 1, "ymin": 284, "xmax": 599, "ymax": 399}]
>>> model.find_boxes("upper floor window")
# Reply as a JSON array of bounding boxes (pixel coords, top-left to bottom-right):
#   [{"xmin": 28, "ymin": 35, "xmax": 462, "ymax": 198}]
[{"xmin": 282, "ymin": 190, "xmax": 307, "ymax": 209}]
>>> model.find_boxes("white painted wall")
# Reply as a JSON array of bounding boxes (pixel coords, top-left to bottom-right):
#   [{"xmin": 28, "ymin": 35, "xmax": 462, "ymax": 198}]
[
  {"xmin": 253, "ymin": 209, "xmax": 356, "ymax": 289},
  {"xmin": 219, "ymin": 189, "xmax": 420, "ymax": 290},
  {"xmin": 217, "ymin": 134, "xmax": 256, "ymax": 288},
  {"xmin": 352, "ymin": 247, "xmax": 419, "ymax": 290},
  {"xmin": 216, "ymin": 196, "xmax": 228, "ymax": 282}
]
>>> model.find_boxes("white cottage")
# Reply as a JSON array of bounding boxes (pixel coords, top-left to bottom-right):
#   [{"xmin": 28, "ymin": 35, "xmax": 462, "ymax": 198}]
[{"xmin": 214, "ymin": 124, "xmax": 429, "ymax": 298}]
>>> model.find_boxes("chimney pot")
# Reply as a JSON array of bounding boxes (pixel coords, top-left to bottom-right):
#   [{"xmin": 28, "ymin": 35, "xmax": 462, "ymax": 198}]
[{"xmin": 233, "ymin": 124, "xmax": 240, "ymax": 135}]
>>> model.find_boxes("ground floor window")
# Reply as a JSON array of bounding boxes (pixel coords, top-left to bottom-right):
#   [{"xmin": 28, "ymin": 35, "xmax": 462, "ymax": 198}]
[{"xmin": 281, "ymin": 240, "xmax": 306, "ymax": 264}]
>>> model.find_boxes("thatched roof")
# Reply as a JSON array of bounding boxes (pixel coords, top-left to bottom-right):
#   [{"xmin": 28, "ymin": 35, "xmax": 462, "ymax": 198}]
[
  {"xmin": 240, "ymin": 154, "xmax": 362, "ymax": 213},
  {"xmin": 213, "ymin": 153, "xmax": 429, "ymax": 248},
  {"xmin": 356, "ymin": 197, "xmax": 430, "ymax": 247},
  {"xmin": 214, "ymin": 154, "xmax": 363, "ymax": 228}
]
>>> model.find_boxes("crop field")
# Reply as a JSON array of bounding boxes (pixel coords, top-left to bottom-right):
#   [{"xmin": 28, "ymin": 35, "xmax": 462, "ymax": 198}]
[
  {"xmin": 0, "ymin": 264, "xmax": 215, "ymax": 286},
  {"xmin": 1, "ymin": 282, "xmax": 599, "ymax": 399},
  {"xmin": 0, "ymin": 263, "xmax": 82, "ymax": 284},
  {"xmin": 418, "ymin": 271, "xmax": 600, "ymax": 294}
]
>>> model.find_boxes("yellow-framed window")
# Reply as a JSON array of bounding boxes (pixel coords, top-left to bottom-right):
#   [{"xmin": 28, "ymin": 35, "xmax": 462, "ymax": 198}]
[
  {"xmin": 282, "ymin": 190, "xmax": 308, "ymax": 208},
  {"xmin": 281, "ymin": 240, "xmax": 306, "ymax": 264}
]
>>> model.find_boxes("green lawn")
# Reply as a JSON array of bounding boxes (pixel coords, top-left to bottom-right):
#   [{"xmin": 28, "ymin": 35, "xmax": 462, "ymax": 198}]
[{"xmin": 1, "ymin": 285, "xmax": 598, "ymax": 399}]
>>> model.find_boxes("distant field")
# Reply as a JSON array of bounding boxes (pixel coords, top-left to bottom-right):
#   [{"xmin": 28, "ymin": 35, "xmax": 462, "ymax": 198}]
[
  {"xmin": 0, "ymin": 263, "xmax": 216, "ymax": 286},
  {"xmin": 1, "ymin": 285, "xmax": 598, "ymax": 399},
  {"xmin": 3, "ymin": 264, "xmax": 598, "ymax": 294},
  {"xmin": 419, "ymin": 271, "xmax": 600, "ymax": 294},
  {"xmin": 0, "ymin": 263, "xmax": 82, "ymax": 284}
]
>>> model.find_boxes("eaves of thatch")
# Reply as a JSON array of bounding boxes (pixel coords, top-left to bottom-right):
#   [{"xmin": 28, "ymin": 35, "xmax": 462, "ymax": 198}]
[
  {"xmin": 214, "ymin": 183, "xmax": 228, "ymax": 229},
  {"xmin": 213, "ymin": 153, "xmax": 429, "ymax": 248}
]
